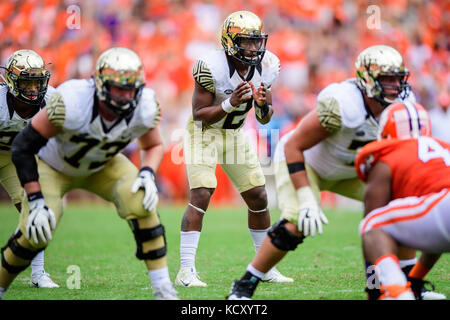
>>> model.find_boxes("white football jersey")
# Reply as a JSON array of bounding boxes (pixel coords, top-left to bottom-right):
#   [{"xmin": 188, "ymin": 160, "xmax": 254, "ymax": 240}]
[
  {"xmin": 192, "ymin": 49, "xmax": 280, "ymax": 129},
  {"xmin": 38, "ymin": 79, "xmax": 160, "ymax": 177},
  {"xmin": 0, "ymin": 84, "xmax": 56, "ymax": 155},
  {"xmin": 274, "ymin": 78, "xmax": 416, "ymax": 180}
]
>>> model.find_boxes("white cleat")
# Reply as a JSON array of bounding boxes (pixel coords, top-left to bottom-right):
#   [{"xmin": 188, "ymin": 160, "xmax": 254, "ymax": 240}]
[
  {"xmin": 175, "ymin": 267, "xmax": 207, "ymax": 287},
  {"xmin": 379, "ymin": 284, "xmax": 415, "ymax": 300},
  {"xmin": 261, "ymin": 267, "xmax": 294, "ymax": 283},
  {"xmin": 153, "ymin": 282, "xmax": 180, "ymax": 300},
  {"xmin": 30, "ymin": 271, "xmax": 59, "ymax": 288},
  {"xmin": 421, "ymin": 290, "xmax": 447, "ymax": 300}
]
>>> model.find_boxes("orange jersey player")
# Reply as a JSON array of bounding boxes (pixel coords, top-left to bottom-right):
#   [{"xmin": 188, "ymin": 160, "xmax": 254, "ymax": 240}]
[{"xmin": 356, "ymin": 101, "xmax": 450, "ymax": 300}]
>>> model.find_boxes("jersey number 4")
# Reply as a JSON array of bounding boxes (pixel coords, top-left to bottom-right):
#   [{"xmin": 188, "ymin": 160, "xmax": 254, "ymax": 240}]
[{"xmin": 418, "ymin": 137, "xmax": 450, "ymax": 166}]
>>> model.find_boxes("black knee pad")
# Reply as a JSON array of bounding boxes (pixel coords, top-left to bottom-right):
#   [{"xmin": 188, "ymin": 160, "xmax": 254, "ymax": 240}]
[
  {"xmin": 267, "ymin": 219, "xmax": 304, "ymax": 251},
  {"xmin": 129, "ymin": 219, "xmax": 167, "ymax": 260},
  {"xmin": 1, "ymin": 230, "xmax": 43, "ymax": 274}
]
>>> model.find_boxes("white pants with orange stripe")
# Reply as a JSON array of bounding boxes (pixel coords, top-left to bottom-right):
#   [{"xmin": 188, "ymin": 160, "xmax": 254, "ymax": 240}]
[{"xmin": 359, "ymin": 189, "xmax": 450, "ymax": 253}]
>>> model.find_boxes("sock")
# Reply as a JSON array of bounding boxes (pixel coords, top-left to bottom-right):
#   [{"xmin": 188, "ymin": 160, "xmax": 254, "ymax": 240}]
[
  {"xmin": 0, "ymin": 287, "xmax": 6, "ymax": 299},
  {"xmin": 399, "ymin": 257, "xmax": 417, "ymax": 269},
  {"xmin": 375, "ymin": 254, "xmax": 407, "ymax": 286},
  {"xmin": 148, "ymin": 267, "xmax": 171, "ymax": 289},
  {"xmin": 408, "ymin": 260, "xmax": 430, "ymax": 280},
  {"xmin": 248, "ymin": 228, "xmax": 269, "ymax": 252},
  {"xmin": 246, "ymin": 264, "xmax": 265, "ymax": 279},
  {"xmin": 180, "ymin": 231, "xmax": 201, "ymax": 268},
  {"xmin": 31, "ymin": 250, "xmax": 45, "ymax": 275}
]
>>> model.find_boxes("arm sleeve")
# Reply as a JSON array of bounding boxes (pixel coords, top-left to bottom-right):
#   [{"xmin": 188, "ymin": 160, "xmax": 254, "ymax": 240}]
[
  {"xmin": 192, "ymin": 59, "xmax": 215, "ymax": 93},
  {"xmin": 316, "ymin": 96, "xmax": 342, "ymax": 134},
  {"xmin": 11, "ymin": 124, "xmax": 48, "ymax": 186}
]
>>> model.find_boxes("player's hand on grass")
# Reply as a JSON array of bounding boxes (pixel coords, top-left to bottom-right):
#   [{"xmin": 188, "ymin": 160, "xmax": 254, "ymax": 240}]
[
  {"xmin": 296, "ymin": 186, "xmax": 328, "ymax": 237},
  {"xmin": 26, "ymin": 192, "xmax": 56, "ymax": 244},
  {"xmin": 131, "ymin": 167, "xmax": 158, "ymax": 211}
]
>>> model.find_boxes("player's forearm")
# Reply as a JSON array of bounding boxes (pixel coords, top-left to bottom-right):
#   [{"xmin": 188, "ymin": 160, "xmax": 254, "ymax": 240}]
[
  {"xmin": 256, "ymin": 105, "xmax": 273, "ymax": 124},
  {"xmin": 284, "ymin": 139, "xmax": 309, "ymax": 189},
  {"xmin": 139, "ymin": 143, "xmax": 164, "ymax": 172},
  {"xmin": 193, "ymin": 105, "xmax": 227, "ymax": 125},
  {"xmin": 11, "ymin": 124, "xmax": 48, "ymax": 189}
]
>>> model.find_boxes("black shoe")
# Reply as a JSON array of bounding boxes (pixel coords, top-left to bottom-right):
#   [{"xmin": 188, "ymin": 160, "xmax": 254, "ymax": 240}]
[
  {"xmin": 408, "ymin": 277, "xmax": 446, "ymax": 300},
  {"xmin": 227, "ymin": 279, "xmax": 258, "ymax": 300},
  {"xmin": 365, "ymin": 287, "xmax": 381, "ymax": 300}
]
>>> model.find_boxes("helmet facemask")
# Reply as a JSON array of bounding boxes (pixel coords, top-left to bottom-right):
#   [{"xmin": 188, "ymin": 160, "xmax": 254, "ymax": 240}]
[
  {"xmin": 13, "ymin": 71, "xmax": 50, "ymax": 105},
  {"xmin": 97, "ymin": 79, "xmax": 145, "ymax": 117},
  {"xmin": 232, "ymin": 33, "xmax": 268, "ymax": 66},
  {"xmin": 362, "ymin": 68, "xmax": 411, "ymax": 107}
]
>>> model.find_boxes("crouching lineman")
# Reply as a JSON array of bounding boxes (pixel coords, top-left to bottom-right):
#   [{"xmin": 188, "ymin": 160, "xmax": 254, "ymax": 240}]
[
  {"xmin": 0, "ymin": 49, "xmax": 58, "ymax": 288},
  {"xmin": 227, "ymin": 45, "xmax": 445, "ymax": 300},
  {"xmin": 356, "ymin": 102, "xmax": 450, "ymax": 299},
  {"xmin": 0, "ymin": 47, "xmax": 178, "ymax": 300}
]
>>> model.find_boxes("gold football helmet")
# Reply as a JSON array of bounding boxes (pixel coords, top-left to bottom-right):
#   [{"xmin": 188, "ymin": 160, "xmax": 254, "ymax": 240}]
[
  {"xmin": 355, "ymin": 45, "xmax": 410, "ymax": 106},
  {"xmin": 221, "ymin": 11, "xmax": 268, "ymax": 66},
  {"xmin": 1, "ymin": 49, "xmax": 50, "ymax": 105},
  {"xmin": 94, "ymin": 47, "xmax": 145, "ymax": 116}
]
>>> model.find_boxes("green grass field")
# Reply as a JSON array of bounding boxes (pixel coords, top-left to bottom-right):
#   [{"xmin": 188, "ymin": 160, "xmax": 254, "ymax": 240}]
[{"xmin": 1, "ymin": 201, "xmax": 449, "ymax": 300}]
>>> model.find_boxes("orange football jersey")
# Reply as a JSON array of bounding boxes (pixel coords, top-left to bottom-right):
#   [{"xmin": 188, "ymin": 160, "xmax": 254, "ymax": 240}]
[{"xmin": 355, "ymin": 137, "xmax": 450, "ymax": 199}]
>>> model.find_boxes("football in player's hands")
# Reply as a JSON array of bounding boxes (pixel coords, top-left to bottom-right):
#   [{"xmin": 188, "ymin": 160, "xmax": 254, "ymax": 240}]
[{"xmin": 230, "ymin": 81, "xmax": 252, "ymax": 106}]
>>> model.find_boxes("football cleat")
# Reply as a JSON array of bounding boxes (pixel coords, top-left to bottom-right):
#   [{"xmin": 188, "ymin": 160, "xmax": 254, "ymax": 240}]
[
  {"xmin": 175, "ymin": 267, "xmax": 207, "ymax": 287},
  {"xmin": 261, "ymin": 267, "xmax": 294, "ymax": 283},
  {"xmin": 227, "ymin": 279, "xmax": 257, "ymax": 300},
  {"xmin": 153, "ymin": 282, "xmax": 179, "ymax": 300},
  {"xmin": 408, "ymin": 277, "xmax": 447, "ymax": 300},
  {"xmin": 30, "ymin": 271, "xmax": 59, "ymax": 288},
  {"xmin": 378, "ymin": 283, "xmax": 415, "ymax": 300}
]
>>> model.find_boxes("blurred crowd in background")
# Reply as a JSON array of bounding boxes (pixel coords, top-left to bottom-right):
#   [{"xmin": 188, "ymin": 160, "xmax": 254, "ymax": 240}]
[{"xmin": 0, "ymin": 0, "xmax": 448, "ymax": 206}]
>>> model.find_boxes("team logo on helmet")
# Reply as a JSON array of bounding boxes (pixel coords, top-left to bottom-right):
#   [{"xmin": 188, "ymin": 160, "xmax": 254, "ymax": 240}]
[
  {"xmin": 1, "ymin": 49, "xmax": 50, "ymax": 106},
  {"xmin": 378, "ymin": 101, "xmax": 431, "ymax": 140},
  {"xmin": 221, "ymin": 11, "xmax": 268, "ymax": 66},
  {"xmin": 355, "ymin": 45, "xmax": 411, "ymax": 107},
  {"xmin": 94, "ymin": 47, "xmax": 145, "ymax": 117}
]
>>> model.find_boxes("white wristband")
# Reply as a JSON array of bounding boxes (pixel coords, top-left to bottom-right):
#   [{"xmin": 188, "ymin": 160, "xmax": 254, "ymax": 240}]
[
  {"xmin": 221, "ymin": 98, "xmax": 234, "ymax": 113},
  {"xmin": 296, "ymin": 186, "xmax": 317, "ymax": 207}
]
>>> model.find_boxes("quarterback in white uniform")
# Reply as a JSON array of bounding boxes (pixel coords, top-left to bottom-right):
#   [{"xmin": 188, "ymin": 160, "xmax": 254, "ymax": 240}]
[
  {"xmin": 0, "ymin": 49, "xmax": 58, "ymax": 289},
  {"xmin": 228, "ymin": 45, "xmax": 445, "ymax": 300},
  {"xmin": 0, "ymin": 47, "xmax": 178, "ymax": 300},
  {"xmin": 176, "ymin": 10, "xmax": 292, "ymax": 287}
]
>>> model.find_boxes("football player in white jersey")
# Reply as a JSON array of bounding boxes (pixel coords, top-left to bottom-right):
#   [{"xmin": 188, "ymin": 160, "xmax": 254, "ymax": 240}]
[
  {"xmin": 0, "ymin": 47, "xmax": 178, "ymax": 300},
  {"xmin": 175, "ymin": 10, "xmax": 293, "ymax": 287},
  {"xmin": 228, "ymin": 45, "xmax": 445, "ymax": 300},
  {"xmin": 0, "ymin": 49, "xmax": 58, "ymax": 289}
]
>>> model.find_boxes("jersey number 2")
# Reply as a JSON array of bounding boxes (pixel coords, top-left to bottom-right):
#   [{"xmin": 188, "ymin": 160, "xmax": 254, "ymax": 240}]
[{"xmin": 418, "ymin": 137, "xmax": 450, "ymax": 166}]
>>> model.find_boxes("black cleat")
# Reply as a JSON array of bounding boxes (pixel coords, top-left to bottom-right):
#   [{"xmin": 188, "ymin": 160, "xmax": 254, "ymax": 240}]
[
  {"xmin": 227, "ymin": 279, "xmax": 258, "ymax": 300},
  {"xmin": 408, "ymin": 277, "xmax": 447, "ymax": 300}
]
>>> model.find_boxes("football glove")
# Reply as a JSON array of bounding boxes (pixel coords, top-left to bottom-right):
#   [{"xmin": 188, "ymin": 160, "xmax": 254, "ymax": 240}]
[
  {"xmin": 26, "ymin": 192, "xmax": 56, "ymax": 244},
  {"xmin": 296, "ymin": 186, "xmax": 328, "ymax": 237},
  {"xmin": 131, "ymin": 166, "xmax": 158, "ymax": 211}
]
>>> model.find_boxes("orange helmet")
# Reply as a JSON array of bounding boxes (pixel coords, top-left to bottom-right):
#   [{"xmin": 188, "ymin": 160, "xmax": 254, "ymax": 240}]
[{"xmin": 378, "ymin": 101, "xmax": 431, "ymax": 140}]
